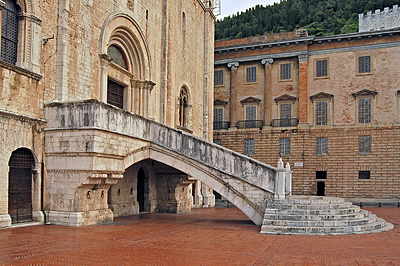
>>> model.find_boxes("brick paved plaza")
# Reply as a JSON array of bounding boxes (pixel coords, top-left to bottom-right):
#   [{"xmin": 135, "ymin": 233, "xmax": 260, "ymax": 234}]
[{"xmin": 1, "ymin": 207, "xmax": 399, "ymax": 265}]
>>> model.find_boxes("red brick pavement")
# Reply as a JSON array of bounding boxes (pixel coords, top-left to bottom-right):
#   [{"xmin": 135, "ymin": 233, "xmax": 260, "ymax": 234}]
[{"xmin": 0, "ymin": 207, "xmax": 399, "ymax": 265}]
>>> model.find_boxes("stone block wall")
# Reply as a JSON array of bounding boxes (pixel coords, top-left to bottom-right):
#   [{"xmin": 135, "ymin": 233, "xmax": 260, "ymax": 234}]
[{"xmin": 359, "ymin": 5, "xmax": 400, "ymax": 32}]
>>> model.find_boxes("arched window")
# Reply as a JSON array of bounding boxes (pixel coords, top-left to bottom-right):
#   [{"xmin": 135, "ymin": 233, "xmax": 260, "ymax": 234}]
[
  {"xmin": 178, "ymin": 88, "xmax": 188, "ymax": 127},
  {"xmin": 1, "ymin": 0, "xmax": 19, "ymax": 65},
  {"xmin": 107, "ymin": 45, "xmax": 128, "ymax": 70}
]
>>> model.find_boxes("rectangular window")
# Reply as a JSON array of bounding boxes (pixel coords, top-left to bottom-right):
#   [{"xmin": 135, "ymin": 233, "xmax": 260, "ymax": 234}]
[
  {"xmin": 358, "ymin": 56, "xmax": 371, "ymax": 74},
  {"xmin": 359, "ymin": 135, "xmax": 371, "ymax": 153},
  {"xmin": 246, "ymin": 67, "xmax": 257, "ymax": 83},
  {"xmin": 316, "ymin": 171, "xmax": 327, "ymax": 179},
  {"xmin": 316, "ymin": 59, "xmax": 328, "ymax": 77},
  {"xmin": 1, "ymin": 0, "xmax": 19, "ymax": 65},
  {"xmin": 280, "ymin": 104, "xmax": 291, "ymax": 119},
  {"xmin": 244, "ymin": 138, "xmax": 255, "ymax": 156},
  {"xmin": 358, "ymin": 98, "xmax": 371, "ymax": 124},
  {"xmin": 316, "ymin": 137, "xmax": 328, "ymax": 155},
  {"xmin": 280, "ymin": 63, "xmax": 292, "ymax": 80},
  {"xmin": 279, "ymin": 138, "xmax": 290, "ymax": 155},
  {"xmin": 315, "ymin": 101, "xmax": 328, "ymax": 125},
  {"xmin": 107, "ymin": 80, "xmax": 124, "ymax": 109},
  {"xmin": 213, "ymin": 139, "xmax": 221, "ymax": 145},
  {"xmin": 359, "ymin": 171, "xmax": 370, "ymax": 180},
  {"xmin": 214, "ymin": 70, "xmax": 224, "ymax": 86},
  {"xmin": 214, "ymin": 108, "xmax": 223, "ymax": 122},
  {"xmin": 245, "ymin": 105, "xmax": 257, "ymax": 128}
]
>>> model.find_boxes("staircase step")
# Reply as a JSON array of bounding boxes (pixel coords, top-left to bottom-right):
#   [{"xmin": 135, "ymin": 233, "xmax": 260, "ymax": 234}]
[
  {"xmin": 263, "ymin": 210, "xmax": 369, "ymax": 221},
  {"xmin": 265, "ymin": 202, "xmax": 353, "ymax": 210},
  {"xmin": 264, "ymin": 206, "xmax": 361, "ymax": 216},
  {"xmin": 262, "ymin": 216, "xmax": 376, "ymax": 227}
]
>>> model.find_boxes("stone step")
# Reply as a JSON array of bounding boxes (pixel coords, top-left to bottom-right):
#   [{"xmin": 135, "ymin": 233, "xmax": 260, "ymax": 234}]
[
  {"xmin": 262, "ymin": 216, "xmax": 377, "ymax": 227},
  {"xmin": 260, "ymin": 219, "xmax": 393, "ymax": 235},
  {"xmin": 263, "ymin": 210, "xmax": 369, "ymax": 221},
  {"xmin": 265, "ymin": 202, "xmax": 353, "ymax": 210},
  {"xmin": 267, "ymin": 197, "xmax": 346, "ymax": 205},
  {"xmin": 264, "ymin": 206, "xmax": 362, "ymax": 216}
]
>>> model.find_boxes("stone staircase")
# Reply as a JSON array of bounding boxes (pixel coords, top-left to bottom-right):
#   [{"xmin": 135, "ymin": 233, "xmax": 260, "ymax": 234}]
[{"xmin": 260, "ymin": 196, "xmax": 394, "ymax": 235}]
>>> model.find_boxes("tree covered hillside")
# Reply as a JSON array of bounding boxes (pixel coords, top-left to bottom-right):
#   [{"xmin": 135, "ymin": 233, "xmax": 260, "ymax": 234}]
[{"xmin": 215, "ymin": 0, "xmax": 400, "ymax": 40}]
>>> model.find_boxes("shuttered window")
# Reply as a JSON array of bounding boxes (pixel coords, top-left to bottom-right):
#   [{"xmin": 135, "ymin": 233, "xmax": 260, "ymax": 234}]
[
  {"xmin": 244, "ymin": 138, "xmax": 255, "ymax": 156},
  {"xmin": 280, "ymin": 63, "xmax": 291, "ymax": 80},
  {"xmin": 280, "ymin": 104, "xmax": 291, "ymax": 119},
  {"xmin": 245, "ymin": 105, "xmax": 256, "ymax": 120},
  {"xmin": 358, "ymin": 98, "xmax": 371, "ymax": 124},
  {"xmin": 315, "ymin": 101, "xmax": 328, "ymax": 125},
  {"xmin": 1, "ymin": 0, "xmax": 19, "ymax": 65},
  {"xmin": 316, "ymin": 59, "xmax": 328, "ymax": 77},
  {"xmin": 358, "ymin": 135, "xmax": 371, "ymax": 153},
  {"xmin": 214, "ymin": 70, "xmax": 223, "ymax": 85},
  {"xmin": 279, "ymin": 138, "xmax": 290, "ymax": 155},
  {"xmin": 246, "ymin": 67, "xmax": 256, "ymax": 83},
  {"xmin": 214, "ymin": 108, "xmax": 223, "ymax": 122},
  {"xmin": 107, "ymin": 80, "xmax": 124, "ymax": 108},
  {"xmin": 316, "ymin": 137, "xmax": 328, "ymax": 155},
  {"xmin": 358, "ymin": 56, "xmax": 371, "ymax": 74}
]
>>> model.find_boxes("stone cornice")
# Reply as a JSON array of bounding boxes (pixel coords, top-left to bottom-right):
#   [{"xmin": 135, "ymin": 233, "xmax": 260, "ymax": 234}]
[
  {"xmin": 214, "ymin": 99, "xmax": 228, "ymax": 106},
  {"xmin": 261, "ymin": 58, "xmax": 274, "ymax": 65},
  {"xmin": 352, "ymin": 89, "xmax": 378, "ymax": 99},
  {"xmin": 274, "ymin": 94, "xmax": 298, "ymax": 103},
  {"xmin": 310, "ymin": 92, "xmax": 334, "ymax": 102},
  {"xmin": 240, "ymin": 96, "xmax": 262, "ymax": 105},
  {"xmin": 227, "ymin": 62, "xmax": 239, "ymax": 68},
  {"xmin": 0, "ymin": 60, "xmax": 42, "ymax": 80},
  {"xmin": 216, "ymin": 51, "xmax": 308, "ymax": 66},
  {"xmin": 0, "ymin": 109, "xmax": 46, "ymax": 123}
]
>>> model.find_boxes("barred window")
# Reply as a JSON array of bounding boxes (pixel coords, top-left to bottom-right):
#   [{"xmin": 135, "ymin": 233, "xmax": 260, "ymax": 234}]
[
  {"xmin": 279, "ymin": 138, "xmax": 290, "ymax": 155},
  {"xmin": 359, "ymin": 171, "xmax": 370, "ymax": 180},
  {"xmin": 214, "ymin": 108, "xmax": 223, "ymax": 122},
  {"xmin": 1, "ymin": 0, "xmax": 19, "ymax": 65},
  {"xmin": 213, "ymin": 139, "xmax": 221, "ymax": 145},
  {"xmin": 245, "ymin": 105, "xmax": 256, "ymax": 121},
  {"xmin": 280, "ymin": 104, "xmax": 291, "ymax": 119},
  {"xmin": 315, "ymin": 101, "xmax": 328, "ymax": 125},
  {"xmin": 316, "ymin": 59, "xmax": 328, "ymax": 77},
  {"xmin": 358, "ymin": 56, "xmax": 371, "ymax": 74},
  {"xmin": 246, "ymin": 67, "xmax": 256, "ymax": 83},
  {"xmin": 316, "ymin": 137, "xmax": 328, "ymax": 155},
  {"xmin": 359, "ymin": 135, "xmax": 371, "ymax": 153},
  {"xmin": 244, "ymin": 138, "xmax": 255, "ymax": 156},
  {"xmin": 280, "ymin": 63, "xmax": 291, "ymax": 80},
  {"xmin": 358, "ymin": 98, "xmax": 371, "ymax": 124},
  {"xmin": 214, "ymin": 70, "xmax": 223, "ymax": 86}
]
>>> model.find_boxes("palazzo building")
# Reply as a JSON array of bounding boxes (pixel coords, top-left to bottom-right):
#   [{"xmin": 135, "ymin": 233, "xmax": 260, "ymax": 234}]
[{"xmin": 213, "ymin": 6, "xmax": 400, "ymax": 202}]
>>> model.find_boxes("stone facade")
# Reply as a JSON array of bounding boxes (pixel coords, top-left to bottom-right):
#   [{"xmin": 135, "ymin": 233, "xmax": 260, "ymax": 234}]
[
  {"xmin": 0, "ymin": 0, "xmax": 217, "ymax": 227},
  {"xmin": 214, "ymin": 28, "xmax": 400, "ymax": 202},
  {"xmin": 359, "ymin": 5, "xmax": 400, "ymax": 32}
]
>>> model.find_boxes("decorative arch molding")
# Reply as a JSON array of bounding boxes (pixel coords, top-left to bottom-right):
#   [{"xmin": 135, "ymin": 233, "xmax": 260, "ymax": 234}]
[{"xmin": 177, "ymin": 85, "xmax": 192, "ymax": 131}]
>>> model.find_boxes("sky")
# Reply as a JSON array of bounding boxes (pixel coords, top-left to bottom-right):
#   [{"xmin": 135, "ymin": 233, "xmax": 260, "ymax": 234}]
[{"xmin": 219, "ymin": 0, "xmax": 278, "ymax": 18}]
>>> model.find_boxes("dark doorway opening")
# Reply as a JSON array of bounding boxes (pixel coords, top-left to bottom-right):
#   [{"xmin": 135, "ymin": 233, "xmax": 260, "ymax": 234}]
[
  {"xmin": 316, "ymin": 171, "xmax": 327, "ymax": 179},
  {"xmin": 8, "ymin": 148, "xmax": 35, "ymax": 224},
  {"xmin": 317, "ymin": 182, "xmax": 325, "ymax": 196},
  {"xmin": 137, "ymin": 168, "xmax": 146, "ymax": 212}
]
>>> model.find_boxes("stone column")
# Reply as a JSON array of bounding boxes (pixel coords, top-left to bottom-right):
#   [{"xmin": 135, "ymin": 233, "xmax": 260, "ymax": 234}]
[
  {"xmin": 192, "ymin": 180, "xmax": 203, "ymax": 208},
  {"xmin": 261, "ymin": 58, "xmax": 274, "ymax": 126},
  {"xmin": 227, "ymin": 62, "xmax": 239, "ymax": 127},
  {"xmin": 144, "ymin": 81, "xmax": 155, "ymax": 118},
  {"xmin": 285, "ymin": 162, "xmax": 292, "ymax": 196},
  {"xmin": 99, "ymin": 54, "xmax": 112, "ymax": 103},
  {"xmin": 202, "ymin": 183, "xmax": 215, "ymax": 207},
  {"xmin": 298, "ymin": 53, "xmax": 309, "ymax": 124},
  {"xmin": 275, "ymin": 158, "xmax": 285, "ymax": 199}
]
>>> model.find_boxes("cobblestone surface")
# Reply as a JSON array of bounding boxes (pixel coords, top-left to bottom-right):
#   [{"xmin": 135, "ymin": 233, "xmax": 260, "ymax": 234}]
[{"xmin": 0, "ymin": 207, "xmax": 399, "ymax": 265}]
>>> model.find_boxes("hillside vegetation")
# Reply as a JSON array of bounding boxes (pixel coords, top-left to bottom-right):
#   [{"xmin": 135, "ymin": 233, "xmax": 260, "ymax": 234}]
[{"xmin": 215, "ymin": 0, "xmax": 400, "ymax": 40}]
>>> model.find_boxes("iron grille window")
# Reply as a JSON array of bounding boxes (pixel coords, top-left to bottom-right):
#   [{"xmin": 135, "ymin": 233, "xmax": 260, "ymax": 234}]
[
  {"xmin": 359, "ymin": 171, "xmax": 370, "ymax": 179},
  {"xmin": 1, "ymin": 0, "xmax": 19, "ymax": 65},
  {"xmin": 279, "ymin": 138, "xmax": 290, "ymax": 155},
  {"xmin": 315, "ymin": 101, "xmax": 328, "ymax": 125},
  {"xmin": 316, "ymin": 59, "xmax": 328, "ymax": 77},
  {"xmin": 214, "ymin": 108, "xmax": 223, "ymax": 122},
  {"xmin": 244, "ymin": 138, "xmax": 255, "ymax": 156},
  {"xmin": 214, "ymin": 70, "xmax": 223, "ymax": 85},
  {"xmin": 280, "ymin": 104, "xmax": 291, "ymax": 119},
  {"xmin": 107, "ymin": 80, "xmax": 124, "ymax": 108},
  {"xmin": 213, "ymin": 139, "xmax": 221, "ymax": 145},
  {"xmin": 246, "ymin": 67, "xmax": 256, "ymax": 83},
  {"xmin": 358, "ymin": 56, "xmax": 371, "ymax": 74},
  {"xmin": 316, "ymin": 137, "xmax": 328, "ymax": 155},
  {"xmin": 280, "ymin": 63, "xmax": 291, "ymax": 80},
  {"xmin": 246, "ymin": 105, "xmax": 256, "ymax": 120},
  {"xmin": 359, "ymin": 135, "xmax": 371, "ymax": 153},
  {"xmin": 358, "ymin": 98, "xmax": 371, "ymax": 124}
]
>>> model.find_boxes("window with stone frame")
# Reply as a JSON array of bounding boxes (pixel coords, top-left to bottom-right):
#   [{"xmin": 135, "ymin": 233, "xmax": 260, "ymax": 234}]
[
  {"xmin": 244, "ymin": 138, "xmax": 255, "ymax": 156},
  {"xmin": 279, "ymin": 138, "xmax": 290, "ymax": 155},
  {"xmin": 316, "ymin": 137, "xmax": 328, "ymax": 155},
  {"xmin": 214, "ymin": 70, "xmax": 223, "ymax": 86},
  {"xmin": 245, "ymin": 105, "xmax": 257, "ymax": 128},
  {"xmin": 280, "ymin": 63, "xmax": 292, "ymax": 80},
  {"xmin": 246, "ymin": 66, "xmax": 256, "ymax": 83},
  {"xmin": 1, "ymin": 0, "xmax": 19, "ymax": 65},
  {"xmin": 178, "ymin": 88, "xmax": 189, "ymax": 127},
  {"xmin": 213, "ymin": 107, "xmax": 224, "ymax": 129},
  {"xmin": 358, "ymin": 135, "xmax": 371, "ymax": 153},
  {"xmin": 315, "ymin": 59, "xmax": 328, "ymax": 77},
  {"xmin": 315, "ymin": 101, "xmax": 328, "ymax": 126},
  {"xmin": 358, "ymin": 55, "xmax": 371, "ymax": 74},
  {"xmin": 358, "ymin": 98, "xmax": 371, "ymax": 124},
  {"xmin": 107, "ymin": 45, "xmax": 128, "ymax": 70},
  {"xmin": 107, "ymin": 80, "xmax": 124, "ymax": 108}
]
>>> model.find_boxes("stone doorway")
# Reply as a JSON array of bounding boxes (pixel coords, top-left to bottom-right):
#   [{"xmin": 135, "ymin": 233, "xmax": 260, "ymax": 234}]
[
  {"xmin": 137, "ymin": 168, "xmax": 146, "ymax": 212},
  {"xmin": 8, "ymin": 148, "xmax": 35, "ymax": 224}
]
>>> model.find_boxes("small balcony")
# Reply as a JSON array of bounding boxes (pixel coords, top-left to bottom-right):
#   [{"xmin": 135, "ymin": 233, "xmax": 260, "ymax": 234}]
[
  {"xmin": 236, "ymin": 120, "xmax": 264, "ymax": 129},
  {"xmin": 213, "ymin": 121, "xmax": 230, "ymax": 130},
  {"xmin": 271, "ymin": 118, "xmax": 299, "ymax": 127}
]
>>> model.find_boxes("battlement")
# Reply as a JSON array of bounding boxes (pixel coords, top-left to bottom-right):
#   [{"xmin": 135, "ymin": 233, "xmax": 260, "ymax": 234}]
[{"xmin": 359, "ymin": 5, "xmax": 400, "ymax": 32}]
